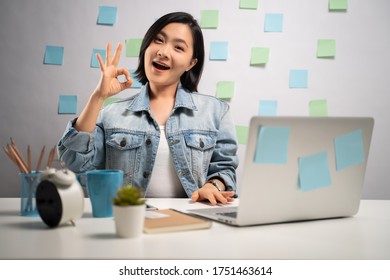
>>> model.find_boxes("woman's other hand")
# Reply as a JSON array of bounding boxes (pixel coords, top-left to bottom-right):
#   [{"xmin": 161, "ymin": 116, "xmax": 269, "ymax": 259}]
[{"xmin": 191, "ymin": 183, "xmax": 235, "ymax": 205}]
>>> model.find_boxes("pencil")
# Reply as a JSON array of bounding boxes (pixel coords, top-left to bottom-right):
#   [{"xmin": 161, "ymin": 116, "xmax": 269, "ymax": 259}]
[
  {"xmin": 6, "ymin": 144, "xmax": 29, "ymax": 173},
  {"xmin": 35, "ymin": 146, "xmax": 45, "ymax": 171},
  {"xmin": 27, "ymin": 145, "xmax": 32, "ymax": 172},
  {"xmin": 10, "ymin": 138, "xmax": 30, "ymax": 173},
  {"xmin": 46, "ymin": 146, "xmax": 56, "ymax": 168}
]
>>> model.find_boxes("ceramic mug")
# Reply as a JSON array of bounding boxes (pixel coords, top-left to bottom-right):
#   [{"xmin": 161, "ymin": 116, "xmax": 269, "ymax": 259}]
[{"xmin": 80, "ymin": 170, "xmax": 124, "ymax": 218}]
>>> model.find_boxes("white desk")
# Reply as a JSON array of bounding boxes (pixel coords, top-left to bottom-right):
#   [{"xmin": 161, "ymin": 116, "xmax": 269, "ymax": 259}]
[{"xmin": 0, "ymin": 198, "xmax": 389, "ymax": 260}]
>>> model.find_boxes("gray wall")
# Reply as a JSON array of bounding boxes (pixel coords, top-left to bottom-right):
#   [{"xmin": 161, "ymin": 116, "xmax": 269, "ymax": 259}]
[{"xmin": 1, "ymin": 0, "xmax": 389, "ymax": 199}]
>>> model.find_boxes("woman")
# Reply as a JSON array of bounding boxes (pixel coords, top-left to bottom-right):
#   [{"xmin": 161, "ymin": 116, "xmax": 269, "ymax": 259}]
[{"xmin": 58, "ymin": 12, "xmax": 238, "ymax": 205}]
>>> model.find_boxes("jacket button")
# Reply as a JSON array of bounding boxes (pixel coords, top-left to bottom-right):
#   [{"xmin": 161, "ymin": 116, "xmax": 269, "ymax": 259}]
[
  {"xmin": 146, "ymin": 138, "xmax": 152, "ymax": 145},
  {"xmin": 120, "ymin": 138, "xmax": 126, "ymax": 147},
  {"xmin": 199, "ymin": 139, "xmax": 204, "ymax": 148},
  {"xmin": 143, "ymin": 172, "xmax": 149, "ymax": 178}
]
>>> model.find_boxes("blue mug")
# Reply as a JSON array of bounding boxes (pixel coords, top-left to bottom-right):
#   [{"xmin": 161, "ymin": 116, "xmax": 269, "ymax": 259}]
[{"xmin": 81, "ymin": 170, "xmax": 124, "ymax": 218}]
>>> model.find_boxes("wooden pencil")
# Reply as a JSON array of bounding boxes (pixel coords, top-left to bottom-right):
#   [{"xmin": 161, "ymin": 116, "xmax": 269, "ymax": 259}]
[{"xmin": 35, "ymin": 146, "xmax": 45, "ymax": 171}]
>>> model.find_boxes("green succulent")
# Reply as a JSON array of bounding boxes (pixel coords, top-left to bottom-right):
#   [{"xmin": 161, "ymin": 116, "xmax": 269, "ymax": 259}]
[{"xmin": 112, "ymin": 185, "xmax": 145, "ymax": 206}]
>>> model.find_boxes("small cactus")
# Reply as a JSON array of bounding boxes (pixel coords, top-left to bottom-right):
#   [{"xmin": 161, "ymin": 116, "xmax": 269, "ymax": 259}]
[{"xmin": 112, "ymin": 185, "xmax": 145, "ymax": 206}]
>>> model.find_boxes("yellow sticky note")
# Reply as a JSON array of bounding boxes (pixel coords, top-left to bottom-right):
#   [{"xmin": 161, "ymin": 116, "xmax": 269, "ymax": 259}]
[{"xmin": 216, "ymin": 81, "xmax": 235, "ymax": 99}]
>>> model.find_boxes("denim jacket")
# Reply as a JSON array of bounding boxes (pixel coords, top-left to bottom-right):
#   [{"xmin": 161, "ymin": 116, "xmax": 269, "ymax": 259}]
[{"xmin": 58, "ymin": 84, "xmax": 238, "ymax": 197}]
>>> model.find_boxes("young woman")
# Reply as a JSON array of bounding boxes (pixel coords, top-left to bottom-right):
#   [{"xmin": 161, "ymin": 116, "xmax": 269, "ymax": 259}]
[{"xmin": 58, "ymin": 12, "xmax": 238, "ymax": 205}]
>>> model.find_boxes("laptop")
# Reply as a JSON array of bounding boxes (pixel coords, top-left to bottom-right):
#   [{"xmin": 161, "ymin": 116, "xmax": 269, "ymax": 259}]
[{"xmin": 188, "ymin": 116, "xmax": 374, "ymax": 226}]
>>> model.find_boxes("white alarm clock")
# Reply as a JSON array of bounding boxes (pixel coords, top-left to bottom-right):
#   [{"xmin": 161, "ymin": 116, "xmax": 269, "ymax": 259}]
[{"xmin": 36, "ymin": 168, "xmax": 84, "ymax": 228}]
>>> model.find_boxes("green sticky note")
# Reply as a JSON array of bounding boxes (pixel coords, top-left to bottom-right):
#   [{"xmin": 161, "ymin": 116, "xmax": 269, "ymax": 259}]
[
  {"xmin": 334, "ymin": 129, "xmax": 364, "ymax": 170},
  {"xmin": 254, "ymin": 126, "xmax": 290, "ymax": 164},
  {"xmin": 91, "ymin": 49, "xmax": 106, "ymax": 68},
  {"xmin": 216, "ymin": 81, "xmax": 234, "ymax": 99},
  {"xmin": 236, "ymin": 126, "xmax": 249, "ymax": 145},
  {"xmin": 58, "ymin": 95, "xmax": 77, "ymax": 114},
  {"xmin": 317, "ymin": 39, "xmax": 336, "ymax": 58},
  {"xmin": 250, "ymin": 47, "xmax": 269, "ymax": 65},
  {"xmin": 309, "ymin": 100, "xmax": 328, "ymax": 116},
  {"xmin": 97, "ymin": 6, "xmax": 117, "ymax": 25},
  {"xmin": 126, "ymin": 38, "xmax": 142, "ymax": 57},
  {"xmin": 44, "ymin": 45, "xmax": 64, "ymax": 65},
  {"xmin": 239, "ymin": 0, "xmax": 259, "ymax": 9},
  {"xmin": 104, "ymin": 97, "xmax": 122, "ymax": 107},
  {"xmin": 299, "ymin": 151, "xmax": 332, "ymax": 192},
  {"xmin": 329, "ymin": 0, "xmax": 348, "ymax": 11},
  {"xmin": 200, "ymin": 10, "xmax": 219, "ymax": 29}
]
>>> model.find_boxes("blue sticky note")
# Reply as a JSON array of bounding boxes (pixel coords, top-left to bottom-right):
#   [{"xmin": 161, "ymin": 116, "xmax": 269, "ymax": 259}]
[
  {"xmin": 264, "ymin": 14, "xmax": 284, "ymax": 32},
  {"xmin": 210, "ymin": 41, "xmax": 228, "ymax": 61},
  {"xmin": 334, "ymin": 129, "xmax": 364, "ymax": 170},
  {"xmin": 58, "ymin": 95, "xmax": 77, "ymax": 114},
  {"xmin": 97, "ymin": 6, "xmax": 117, "ymax": 25},
  {"xmin": 299, "ymin": 152, "xmax": 332, "ymax": 191},
  {"xmin": 289, "ymin": 70, "xmax": 308, "ymax": 88},
  {"xmin": 44, "ymin": 46, "xmax": 64, "ymax": 65},
  {"xmin": 254, "ymin": 126, "xmax": 290, "ymax": 164},
  {"xmin": 259, "ymin": 100, "xmax": 277, "ymax": 116},
  {"xmin": 91, "ymin": 49, "xmax": 106, "ymax": 68},
  {"xmin": 130, "ymin": 69, "xmax": 142, "ymax": 88}
]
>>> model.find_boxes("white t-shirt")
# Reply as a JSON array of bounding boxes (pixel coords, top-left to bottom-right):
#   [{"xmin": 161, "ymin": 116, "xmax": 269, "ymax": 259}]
[{"xmin": 145, "ymin": 126, "xmax": 187, "ymax": 198}]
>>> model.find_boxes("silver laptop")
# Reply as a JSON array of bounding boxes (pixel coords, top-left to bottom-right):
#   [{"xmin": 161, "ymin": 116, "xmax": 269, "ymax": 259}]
[{"xmin": 189, "ymin": 116, "xmax": 374, "ymax": 226}]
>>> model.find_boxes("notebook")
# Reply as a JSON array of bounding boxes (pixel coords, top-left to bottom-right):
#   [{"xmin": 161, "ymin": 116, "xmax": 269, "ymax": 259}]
[
  {"xmin": 144, "ymin": 209, "xmax": 211, "ymax": 233},
  {"xmin": 188, "ymin": 116, "xmax": 374, "ymax": 226}
]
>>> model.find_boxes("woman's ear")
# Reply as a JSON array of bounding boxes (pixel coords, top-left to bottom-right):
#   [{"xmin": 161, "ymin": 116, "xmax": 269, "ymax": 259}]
[{"xmin": 186, "ymin": 58, "xmax": 198, "ymax": 72}]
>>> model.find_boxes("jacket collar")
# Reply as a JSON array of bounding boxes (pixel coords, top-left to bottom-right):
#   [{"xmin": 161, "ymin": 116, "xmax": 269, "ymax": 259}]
[{"xmin": 127, "ymin": 83, "xmax": 198, "ymax": 112}]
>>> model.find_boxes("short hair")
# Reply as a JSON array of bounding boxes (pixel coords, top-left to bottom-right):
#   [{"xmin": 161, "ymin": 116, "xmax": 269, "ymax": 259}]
[{"xmin": 134, "ymin": 12, "xmax": 205, "ymax": 92}]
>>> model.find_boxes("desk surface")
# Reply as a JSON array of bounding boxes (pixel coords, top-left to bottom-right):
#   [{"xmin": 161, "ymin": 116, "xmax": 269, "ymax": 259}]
[{"xmin": 0, "ymin": 198, "xmax": 389, "ymax": 260}]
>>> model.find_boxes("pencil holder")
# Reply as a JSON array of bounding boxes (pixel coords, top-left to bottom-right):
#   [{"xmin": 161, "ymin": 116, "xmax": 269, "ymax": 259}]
[{"xmin": 20, "ymin": 172, "xmax": 40, "ymax": 216}]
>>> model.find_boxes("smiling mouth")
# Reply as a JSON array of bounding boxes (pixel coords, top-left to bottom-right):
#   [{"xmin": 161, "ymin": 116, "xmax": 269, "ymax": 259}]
[{"xmin": 153, "ymin": 61, "xmax": 170, "ymax": 71}]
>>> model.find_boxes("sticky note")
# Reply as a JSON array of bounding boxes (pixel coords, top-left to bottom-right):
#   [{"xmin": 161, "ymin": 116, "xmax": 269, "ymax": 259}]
[
  {"xmin": 44, "ymin": 46, "xmax": 64, "ymax": 65},
  {"xmin": 254, "ymin": 126, "xmax": 290, "ymax": 164},
  {"xmin": 236, "ymin": 125, "xmax": 249, "ymax": 145},
  {"xmin": 317, "ymin": 39, "xmax": 336, "ymax": 58},
  {"xmin": 329, "ymin": 0, "xmax": 348, "ymax": 11},
  {"xmin": 58, "ymin": 95, "xmax": 77, "ymax": 114},
  {"xmin": 309, "ymin": 100, "xmax": 328, "ymax": 116},
  {"xmin": 104, "ymin": 97, "xmax": 122, "ymax": 107},
  {"xmin": 91, "ymin": 49, "xmax": 106, "ymax": 68},
  {"xmin": 210, "ymin": 42, "xmax": 228, "ymax": 61},
  {"xmin": 299, "ymin": 152, "xmax": 332, "ymax": 192},
  {"xmin": 126, "ymin": 38, "xmax": 142, "ymax": 57},
  {"xmin": 200, "ymin": 10, "xmax": 219, "ymax": 29},
  {"xmin": 259, "ymin": 100, "xmax": 277, "ymax": 116},
  {"xmin": 264, "ymin": 14, "xmax": 283, "ymax": 32},
  {"xmin": 289, "ymin": 70, "xmax": 308, "ymax": 88},
  {"xmin": 216, "ymin": 81, "xmax": 235, "ymax": 99},
  {"xmin": 97, "ymin": 6, "xmax": 118, "ymax": 25},
  {"xmin": 239, "ymin": 0, "xmax": 259, "ymax": 9},
  {"xmin": 130, "ymin": 69, "xmax": 142, "ymax": 88},
  {"xmin": 334, "ymin": 129, "xmax": 364, "ymax": 170},
  {"xmin": 250, "ymin": 47, "xmax": 270, "ymax": 65}
]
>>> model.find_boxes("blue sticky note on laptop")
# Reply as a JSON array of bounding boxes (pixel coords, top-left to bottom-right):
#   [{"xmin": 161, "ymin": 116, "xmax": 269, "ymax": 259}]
[
  {"xmin": 299, "ymin": 151, "xmax": 332, "ymax": 192},
  {"xmin": 254, "ymin": 126, "xmax": 290, "ymax": 164},
  {"xmin": 334, "ymin": 129, "xmax": 364, "ymax": 170}
]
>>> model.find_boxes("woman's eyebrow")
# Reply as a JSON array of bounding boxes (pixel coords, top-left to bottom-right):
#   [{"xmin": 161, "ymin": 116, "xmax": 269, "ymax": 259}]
[{"xmin": 158, "ymin": 30, "xmax": 189, "ymax": 48}]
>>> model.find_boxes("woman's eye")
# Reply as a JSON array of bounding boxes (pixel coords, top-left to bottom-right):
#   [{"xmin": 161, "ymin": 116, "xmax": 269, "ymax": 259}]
[
  {"xmin": 175, "ymin": 46, "xmax": 184, "ymax": 51},
  {"xmin": 155, "ymin": 37, "xmax": 163, "ymax": 43}
]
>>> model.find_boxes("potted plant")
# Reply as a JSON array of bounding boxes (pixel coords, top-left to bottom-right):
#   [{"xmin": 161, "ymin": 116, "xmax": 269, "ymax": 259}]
[{"xmin": 112, "ymin": 185, "xmax": 146, "ymax": 238}]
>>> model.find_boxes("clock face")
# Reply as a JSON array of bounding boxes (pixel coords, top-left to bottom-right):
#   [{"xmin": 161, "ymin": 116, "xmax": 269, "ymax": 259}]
[{"xmin": 36, "ymin": 180, "xmax": 63, "ymax": 228}]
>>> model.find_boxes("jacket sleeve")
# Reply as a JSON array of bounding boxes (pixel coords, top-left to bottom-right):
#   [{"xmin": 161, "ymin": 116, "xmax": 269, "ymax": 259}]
[
  {"xmin": 57, "ymin": 118, "xmax": 105, "ymax": 173},
  {"xmin": 207, "ymin": 103, "xmax": 239, "ymax": 192}
]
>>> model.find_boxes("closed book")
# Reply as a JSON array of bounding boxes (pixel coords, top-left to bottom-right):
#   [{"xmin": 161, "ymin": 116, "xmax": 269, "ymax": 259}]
[{"xmin": 144, "ymin": 209, "xmax": 211, "ymax": 233}]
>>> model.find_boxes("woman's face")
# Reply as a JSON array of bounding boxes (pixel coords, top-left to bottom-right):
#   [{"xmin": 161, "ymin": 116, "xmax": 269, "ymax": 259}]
[{"xmin": 144, "ymin": 23, "xmax": 197, "ymax": 90}]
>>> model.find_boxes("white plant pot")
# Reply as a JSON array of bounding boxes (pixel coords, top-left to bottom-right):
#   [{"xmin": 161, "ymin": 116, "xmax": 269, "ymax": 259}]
[{"xmin": 113, "ymin": 204, "xmax": 146, "ymax": 238}]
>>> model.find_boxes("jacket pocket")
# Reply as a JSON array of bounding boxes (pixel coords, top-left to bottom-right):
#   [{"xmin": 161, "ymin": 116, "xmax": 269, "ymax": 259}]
[
  {"xmin": 184, "ymin": 132, "xmax": 217, "ymax": 177},
  {"xmin": 106, "ymin": 131, "xmax": 145, "ymax": 177}
]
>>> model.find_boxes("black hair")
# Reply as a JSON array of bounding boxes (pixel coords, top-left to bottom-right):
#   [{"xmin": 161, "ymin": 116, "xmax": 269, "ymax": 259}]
[{"xmin": 134, "ymin": 12, "xmax": 205, "ymax": 92}]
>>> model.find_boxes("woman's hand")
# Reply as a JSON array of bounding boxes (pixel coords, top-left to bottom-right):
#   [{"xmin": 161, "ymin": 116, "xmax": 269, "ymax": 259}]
[
  {"xmin": 93, "ymin": 42, "xmax": 133, "ymax": 100},
  {"xmin": 191, "ymin": 182, "xmax": 235, "ymax": 205}
]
